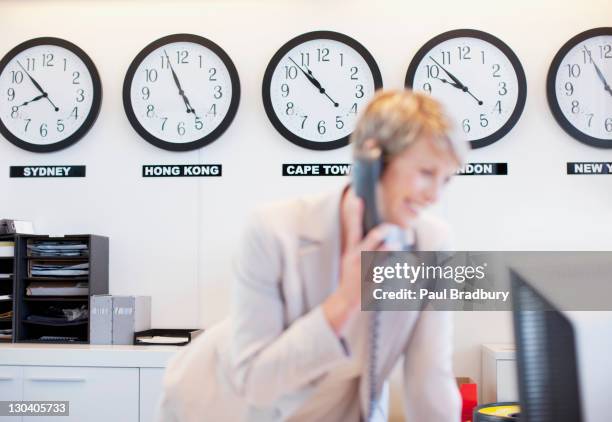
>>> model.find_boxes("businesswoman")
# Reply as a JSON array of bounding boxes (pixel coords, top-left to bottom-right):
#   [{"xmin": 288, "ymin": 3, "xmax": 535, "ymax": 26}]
[{"xmin": 159, "ymin": 90, "xmax": 468, "ymax": 422}]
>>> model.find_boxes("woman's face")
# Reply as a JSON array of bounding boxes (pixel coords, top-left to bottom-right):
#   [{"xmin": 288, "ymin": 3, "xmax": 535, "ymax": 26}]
[{"xmin": 379, "ymin": 137, "xmax": 458, "ymax": 228}]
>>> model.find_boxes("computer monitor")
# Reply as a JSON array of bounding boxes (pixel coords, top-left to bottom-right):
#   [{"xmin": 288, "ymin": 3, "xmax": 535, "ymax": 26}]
[{"xmin": 510, "ymin": 253, "xmax": 612, "ymax": 422}]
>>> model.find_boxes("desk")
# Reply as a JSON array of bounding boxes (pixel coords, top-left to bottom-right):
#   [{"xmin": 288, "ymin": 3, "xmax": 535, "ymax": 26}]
[{"xmin": 0, "ymin": 344, "xmax": 178, "ymax": 422}]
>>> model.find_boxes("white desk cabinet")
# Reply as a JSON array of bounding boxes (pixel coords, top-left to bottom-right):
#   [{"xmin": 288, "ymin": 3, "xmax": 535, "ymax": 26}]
[
  {"xmin": 0, "ymin": 344, "xmax": 177, "ymax": 422},
  {"xmin": 482, "ymin": 343, "xmax": 518, "ymax": 403}
]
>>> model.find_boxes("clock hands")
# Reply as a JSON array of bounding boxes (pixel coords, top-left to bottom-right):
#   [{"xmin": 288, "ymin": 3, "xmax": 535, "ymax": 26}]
[
  {"xmin": 163, "ymin": 50, "xmax": 200, "ymax": 118},
  {"xmin": 583, "ymin": 46, "xmax": 612, "ymax": 97},
  {"xmin": 288, "ymin": 57, "xmax": 339, "ymax": 107},
  {"xmin": 428, "ymin": 56, "xmax": 484, "ymax": 105},
  {"xmin": 16, "ymin": 93, "xmax": 46, "ymax": 109},
  {"xmin": 16, "ymin": 60, "xmax": 60, "ymax": 112}
]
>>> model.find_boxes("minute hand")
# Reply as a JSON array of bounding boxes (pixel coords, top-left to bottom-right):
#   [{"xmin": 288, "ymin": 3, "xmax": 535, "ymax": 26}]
[
  {"xmin": 429, "ymin": 56, "xmax": 483, "ymax": 105},
  {"xmin": 584, "ymin": 46, "xmax": 612, "ymax": 97},
  {"xmin": 288, "ymin": 57, "xmax": 339, "ymax": 107}
]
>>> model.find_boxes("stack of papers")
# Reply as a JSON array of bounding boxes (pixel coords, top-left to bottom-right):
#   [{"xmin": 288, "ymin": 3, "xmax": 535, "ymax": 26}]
[
  {"xmin": 0, "ymin": 310, "xmax": 13, "ymax": 320},
  {"xmin": 0, "ymin": 328, "xmax": 12, "ymax": 340},
  {"xmin": 26, "ymin": 281, "xmax": 88, "ymax": 296},
  {"xmin": 28, "ymin": 241, "xmax": 88, "ymax": 257},
  {"xmin": 0, "ymin": 241, "xmax": 14, "ymax": 257},
  {"xmin": 0, "ymin": 294, "xmax": 12, "ymax": 301},
  {"xmin": 0, "ymin": 273, "xmax": 12, "ymax": 279},
  {"xmin": 30, "ymin": 262, "xmax": 89, "ymax": 277}
]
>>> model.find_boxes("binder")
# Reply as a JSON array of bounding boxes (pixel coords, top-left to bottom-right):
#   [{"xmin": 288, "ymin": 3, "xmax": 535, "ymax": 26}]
[{"xmin": 90, "ymin": 295, "xmax": 113, "ymax": 344}]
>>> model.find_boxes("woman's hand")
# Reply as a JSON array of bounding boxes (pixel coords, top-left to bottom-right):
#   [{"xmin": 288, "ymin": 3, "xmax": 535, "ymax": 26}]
[{"xmin": 323, "ymin": 189, "xmax": 399, "ymax": 335}]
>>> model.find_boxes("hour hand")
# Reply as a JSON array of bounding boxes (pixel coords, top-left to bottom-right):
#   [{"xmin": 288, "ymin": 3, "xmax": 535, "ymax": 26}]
[
  {"xmin": 16, "ymin": 60, "xmax": 59, "ymax": 111},
  {"xmin": 17, "ymin": 93, "xmax": 46, "ymax": 109}
]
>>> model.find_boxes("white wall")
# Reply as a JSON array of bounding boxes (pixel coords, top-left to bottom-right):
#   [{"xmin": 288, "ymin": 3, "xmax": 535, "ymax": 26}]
[{"xmin": 1, "ymin": 0, "xmax": 611, "ymax": 389}]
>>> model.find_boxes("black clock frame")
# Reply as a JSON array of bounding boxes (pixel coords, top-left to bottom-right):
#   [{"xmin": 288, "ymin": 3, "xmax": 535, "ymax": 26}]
[
  {"xmin": 262, "ymin": 30, "xmax": 383, "ymax": 151},
  {"xmin": 123, "ymin": 33, "xmax": 241, "ymax": 152},
  {"xmin": 405, "ymin": 29, "xmax": 527, "ymax": 149},
  {"xmin": 547, "ymin": 27, "xmax": 612, "ymax": 149},
  {"xmin": 0, "ymin": 37, "xmax": 102, "ymax": 153}
]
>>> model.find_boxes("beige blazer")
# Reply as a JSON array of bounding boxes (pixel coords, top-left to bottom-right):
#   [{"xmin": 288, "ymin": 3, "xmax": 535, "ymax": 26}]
[{"xmin": 158, "ymin": 186, "xmax": 461, "ymax": 422}]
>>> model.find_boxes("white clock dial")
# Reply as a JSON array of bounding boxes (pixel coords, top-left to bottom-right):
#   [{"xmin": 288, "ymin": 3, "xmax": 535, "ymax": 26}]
[
  {"xmin": 123, "ymin": 34, "xmax": 240, "ymax": 151},
  {"xmin": 548, "ymin": 28, "xmax": 612, "ymax": 148},
  {"xmin": 0, "ymin": 38, "xmax": 101, "ymax": 152},
  {"xmin": 406, "ymin": 30, "xmax": 526, "ymax": 149},
  {"xmin": 263, "ymin": 31, "xmax": 382, "ymax": 150}
]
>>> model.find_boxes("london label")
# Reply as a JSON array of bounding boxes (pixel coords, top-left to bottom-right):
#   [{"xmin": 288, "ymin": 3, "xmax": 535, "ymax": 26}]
[{"xmin": 456, "ymin": 163, "xmax": 508, "ymax": 176}]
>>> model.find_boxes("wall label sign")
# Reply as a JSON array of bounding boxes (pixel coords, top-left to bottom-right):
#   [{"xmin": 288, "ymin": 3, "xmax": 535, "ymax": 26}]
[
  {"xmin": 456, "ymin": 162, "xmax": 508, "ymax": 176},
  {"xmin": 10, "ymin": 165, "xmax": 85, "ymax": 177},
  {"xmin": 282, "ymin": 163, "xmax": 351, "ymax": 176},
  {"xmin": 567, "ymin": 162, "xmax": 612, "ymax": 175},
  {"xmin": 142, "ymin": 164, "xmax": 221, "ymax": 177}
]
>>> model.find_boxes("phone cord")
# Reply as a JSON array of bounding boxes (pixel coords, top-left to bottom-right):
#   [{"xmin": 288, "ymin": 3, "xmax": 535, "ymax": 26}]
[{"xmin": 367, "ymin": 309, "xmax": 380, "ymax": 422}]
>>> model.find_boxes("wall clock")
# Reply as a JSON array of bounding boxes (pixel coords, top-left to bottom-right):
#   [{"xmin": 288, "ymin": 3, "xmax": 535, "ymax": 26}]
[
  {"xmin": 0, "ymin": 37, "xmax": 102, "ymax": 153},
  {"xmin": 262, "ymin": 30, "xmax": 383, "ymax": 151},
  {"xmin": 123, "ymin": 34, "xmax": 240, "ymax": 152},
  {"xmin": 405, "ymin": 29, "xmax": 527, "ymax": 149},
  {"xmin": 547, "ymin": 27, "xmax": 612, "ymax": 148}
]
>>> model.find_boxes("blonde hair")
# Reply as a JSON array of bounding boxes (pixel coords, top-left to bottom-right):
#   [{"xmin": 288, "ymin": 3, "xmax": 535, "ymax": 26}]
[{"xmin": 350, "ymin": 90, "xmax": 468, "ymax": 164}]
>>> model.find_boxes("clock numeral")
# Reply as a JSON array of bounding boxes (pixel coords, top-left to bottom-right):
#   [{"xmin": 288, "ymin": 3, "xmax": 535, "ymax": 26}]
[
  {"xmin": 285, "ymin": 102, "xmax": 294, "ymax": 115},
  {"xmin": 422, "ymin": 83, "xmax": 432, "ymax": 94},
  {"xmin": 350, "ymin": 66, "xmax": 359, "ymax": 80},
  {"xmin": 161, "ymin": 55, "xmax": 170, "ymax": 69},
  {"xmin": 177, "ymin": 121, "xmax": 186, "ymax": 136},
  {"xmin": 599, "ymin": 44, "xmax": 612, "ymax": 59},
  {"xmin": 70, "ymin": 106, "xmax": 79, "ymax": 120},
  {"xmin": 24, "ymin": 118, "xmax": 31, "ymax": 131},
  {"xmin": 317, "ymin": 120, "xmax": 326, "ymax": 135},
  {"xmin": 207, "ymin": 104, "xmax": 217, "ymax": 117},
  {"xmin": 605, "ymin": 118, "xmax": 612, "ymax": 132},
  {"xmin": 349, "ymin": 103, "xmax": 358, "ymax": 114},
  {"xmin": 42, "ymin": 53, "xmax": 54, "ymax": 67},
  {"xmin": 199, "ymin": 55, "xmax": 203, "ymax": 69},
  {"xmin": 213, "ymin": 85, "xmax": 223, "ymax": 99},
  {"xmin": 26, "ymin": 58, "xmax": 35, "ymax": 71},
  {"xmin": 161, "ymin": 117, "xmax": 168, "ymax": 131},
  {"xmin": 492, "ymin": 64, "xmax": 501, "ymax": 78},
  {"xmin": 7, "ymin": 88, "xmax": 15, "ymax": 101},
  {"xmin": 441, "ymin": 50, "xmax": 451, "ymax": 65},
  {"xmin": 176, "ymin": 50, "xmax": 189, "ymax": 64},
  {"xmin": 10, "ymin": 71, "xmax": 23, "ymax": 84},
  {"xmin": 147, "ymin": 104, "xmax": 155, "ymax": 118},
  {"xmin": 457, "ymin": 46, "xmax": 471, "ymax": 60},
  {"xmin": 72, "ymin": 71, "xmax": 80, "ymax": 84},
  {"xmin": 39, "ymin": 123, "xmax": 48, "ymax": 138},
  {"xmin": 281, "ymin": 84, "xmax": 290, "ymax": 97},
  {"xmin": 498, "ymin": 81, "xmax": 508, "ymax": 96},
  {"xmin": 571, "ymin": 100, "xmax": 580, "ymax": 114},
  {"xmin": 462, "ymin": 119, "xmax": 471, "ymax": 133},
  {"xmin": 479, "ymin": 114, "xmax": 489, "ymax": 128},
  {"xmin": 566, "ymin": 64, "xmax": 581, "ymax": 78},
  {"xmin": 481, "ymin": 50, "xmax": 485, "ymax": 64},
  {"xmin": 582, "ymin": 49, "xmax": 594, "ymax": 64},
  {"xmin": 284, "ymin": 65, "xmax": 298, "ymax": 80},
  {"xmin": 63, "ymin": 58, "xmax": 67, "ymax": 71},
  {"xmin": 145, "ymin": 68, "xmax": 158, "ymax": 83},
  {"xmin": 195, "ymin": 117, "xmax": 203, "ymax": 130},
  {"xmin": 586, "ymin": 113, "xmax": 594, "ymax": 127},
  {"xmin": 298, "ymin": 115, "xmax": 308, "ymax": 129},
  {"xmin": 335, "ymin": 116, "xmax": 344, "ymax": 130},
  {"xmin": 339, "ymin": 53, "xmax": 344, "ymax": 67},
  {"xmin": 355, "ymin": 84, "xmax": 364, "ymax": 99},
  {"xmin": 426, "ymin": 65, "xmax": 440, "ymax": 79},
  {"xmin": 564, "ymin": 82, "xmax": 574, "ymax": 96},
  {"xmin": 209, "ymin": 68, "xmax": 217, "ymax": 81},
  {"xmin": 56, "ymin": 119, "xmax": 65, "ymax": 133},
  {"xmin": 10, "ymin": 106, "xmax": 18, "ymax": 119},
  {"xmin": 142, "ymin": 87, "xmax": 150, "ymax": 100},
  {"xmin": 494, "ymin": 100, "xmax": 502, "ymax": 114},
  {"xmin": 300, "ymin": 53, "xmax": 310, "ymax": 66},
  {"xmin": 76, "ymin": 89, "xmax": 85, "ymax": 103},
  {"xmin": 317, "ymin": 48, "xmax": 330, "ymax": 62}
]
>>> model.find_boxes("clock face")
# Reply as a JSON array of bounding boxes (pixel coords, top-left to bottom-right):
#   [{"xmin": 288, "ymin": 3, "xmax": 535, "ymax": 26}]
[
  {"xmin": 123, "ymin": 34, "xmax": 240, "ymax": 151},
  {"xmin": 406, "ymin": 29, "xmax": 527, "ymax": 149},
  {"xmin": 0, "ymin": 37, "xmax": 101, "ymax": 152},
  {"xmin": 547, "ymin": 27, "xmax": 612, "ymax": 148},
  {"xmin": 262, "ymin": 31, "xmax": 383, "ymax": 150}
]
